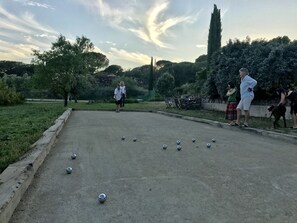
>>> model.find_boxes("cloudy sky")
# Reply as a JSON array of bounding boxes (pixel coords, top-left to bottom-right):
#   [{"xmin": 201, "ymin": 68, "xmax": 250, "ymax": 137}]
[{"xmin": 0, "ymin": 0, "xmax": 296, "ymax": 70}]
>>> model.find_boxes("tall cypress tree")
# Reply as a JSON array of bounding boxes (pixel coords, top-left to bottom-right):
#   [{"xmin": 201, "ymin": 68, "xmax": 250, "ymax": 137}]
[
  {"xmin": 207, "ymin": 4, "xmax": 222, "ymax": 69},
  {"xmin": 148, "ymin": 56, "xmax": 154, "ymax": 91}
]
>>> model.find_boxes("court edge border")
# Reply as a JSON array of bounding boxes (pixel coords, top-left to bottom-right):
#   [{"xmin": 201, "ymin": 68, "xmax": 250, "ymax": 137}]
[
  {"xmin": 0, "ymin": 108, "xmax": 72, "ymax": 223},
  {"xmin": 1, "ymin": 108, "xmax": 296, "ymax": 223}
]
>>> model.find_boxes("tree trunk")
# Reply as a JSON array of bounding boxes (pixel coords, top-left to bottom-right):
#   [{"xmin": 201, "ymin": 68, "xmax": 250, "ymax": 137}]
[{"xmin": 64, "ymin": 95, "xmax": 68, "ymax": 107}]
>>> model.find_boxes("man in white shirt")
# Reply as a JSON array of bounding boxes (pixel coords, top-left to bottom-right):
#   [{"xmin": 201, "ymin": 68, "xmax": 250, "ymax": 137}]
[
  {"xmin": 120, "ymin": 81, "xmax": 126, "ymax": 107},
  {"xmin": 114, "ymin": 84, "xmax": 123, "ymax": 112},
  {"xmin": 235, "ymin": 68, "xmax": 257, "ymax": 127}
]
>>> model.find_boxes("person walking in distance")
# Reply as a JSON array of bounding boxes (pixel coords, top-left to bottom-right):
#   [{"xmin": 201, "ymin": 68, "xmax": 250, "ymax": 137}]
[
  {"xmin": 234, "ymin": 68, "xmax": 257, "ymax": 127},
  {"xmin": 120, "ymin": 81, "xmax": 126, "ymax": 107},
  {"xmin": 114, "ymin": 84, "xmax": 123, "ymax": 112}
]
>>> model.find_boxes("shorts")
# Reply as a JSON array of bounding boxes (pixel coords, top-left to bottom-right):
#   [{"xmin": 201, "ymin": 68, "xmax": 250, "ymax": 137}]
[
  {"xmin": 236, "ymin": 96, "xmax": 254, "ymax": 111},
  {"xmin": 290, "ymin": 102, "xmax": 297, "ymax": 115},
  {"xmin": 115, "ymin": 100, "xmax": 121, "ymax": 105}
]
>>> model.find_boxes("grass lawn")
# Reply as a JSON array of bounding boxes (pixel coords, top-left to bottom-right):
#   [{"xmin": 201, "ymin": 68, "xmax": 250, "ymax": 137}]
[
  {"xmin": 0, "ymin": 103, "xmax": 66, "ymax": 173},
  {"xmin": 0, "ymin": 101, "xmax": 295, "ymax": 173}
]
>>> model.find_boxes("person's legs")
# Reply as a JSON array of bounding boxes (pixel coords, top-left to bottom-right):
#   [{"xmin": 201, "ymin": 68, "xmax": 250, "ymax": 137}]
[
  {"xmin": 243, "ymin": 110, "xmax": 250, "ymax": 126},
  {"xmin": 292, "ymin": 113, "xmax": 297, "ymax": 128},
  {"xmin": 115, "ymin": 101, "xmax": 120, "ymax": 112},
  {"xmin": 226, "ymin": 103, "xmax": 237, "ymax": 125},
  {"xmin": 291, "ymin": 103, "xmax": 297, "ymax": 128},
  {"xmin": 122, "ymin": 95, "xmax": 125, "ymax": 107},
  {"xmin": 236, "ymin": 100, "xmax": 243, "ymax": 125},
  {"xmin": 236, "ymin": 109, "xmax": 241, "ymax": 124},
  {"xmin": 242, "ymin": 97, "xmax": 253, "ymax": 126}
]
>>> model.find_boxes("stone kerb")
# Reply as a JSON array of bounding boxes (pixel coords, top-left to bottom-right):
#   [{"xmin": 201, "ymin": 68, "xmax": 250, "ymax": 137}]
[{"xmin": 0, "ymin": 108, "xmax": 72, "ymax": 223}]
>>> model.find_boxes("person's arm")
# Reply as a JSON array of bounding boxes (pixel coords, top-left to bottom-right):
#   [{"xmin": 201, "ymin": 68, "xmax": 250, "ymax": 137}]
[
  {"xmin": 278, "ymin": 93, "xmax": 286, "ymax": 106},
  {"xmin": 248, "ymin": 77, "xmax": 257, "ymax": 92},
  {"xmin": 226, "ymin": 88, "xmax": 236, "ymax": 96}
]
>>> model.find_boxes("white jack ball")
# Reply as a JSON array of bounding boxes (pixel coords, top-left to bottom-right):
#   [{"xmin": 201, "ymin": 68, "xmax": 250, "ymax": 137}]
[{"xmin": 71, "ymin": 153, "xmax": 77, "ymax": 160}]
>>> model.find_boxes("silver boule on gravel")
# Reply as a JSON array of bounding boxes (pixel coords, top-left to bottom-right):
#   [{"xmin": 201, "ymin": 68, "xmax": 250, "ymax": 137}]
[
  {"xmin": 176, "ymin": 140, "xmax": 181, "ymax": 145},
  {"xmin": 66, "ymin": 167, "xmax": 72, "ymax": 174},
  {"xmin": 192, "ymin": 138, "xmax": 196, "ymax": 143},
  {"xmin": 71, "ymin": 153, "xmax": 77, "ymax": 160},
  {"xmin": 162, "ymin": 144, "xmax": 167, "ymax": 150},
  {"xmin": 121, "ymin": 136, "xmax": 125, "ymax": 141},
  {"xmin": 212, "ymin": 138, "xmax": 216, "ymax": 143},
  {"xmin": 133, "ymin": 137, "xmax": 137, "ymax": 142},
  {"xmin": 177, "ymin": 145, "xmax": 182, "ymax": 151},
  {"xmin": 206, "ymin": 143, "xmax": 211, "ymax": 148},
  {"xmin": 98, "ymin": 193, "xmax": 107, "ymax": 204}
]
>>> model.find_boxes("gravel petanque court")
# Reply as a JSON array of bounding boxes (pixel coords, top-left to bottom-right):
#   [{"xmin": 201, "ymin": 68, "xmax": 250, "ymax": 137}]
[{"xmin": 10, "ymin": 111, "xmax": 297, "ymax": 223}]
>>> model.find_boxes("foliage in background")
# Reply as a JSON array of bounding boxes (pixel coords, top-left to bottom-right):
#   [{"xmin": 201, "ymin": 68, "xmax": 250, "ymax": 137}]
[
  {"xmin": 32, "ymin": 35, "xmax": 108, "ymax": 106},
  {"xmin": 103, "ymin": 64, "xmax": 123, "ymax": 76},
  {"xmin": 148, "ymin": 56, "xmax": 154, "ymax": 91},
  {"xmin": 156, "ymin": 72, "xmax": 175, "ymax": 97},
  {"xmin": 0, "ymin": 80, "xmax": 24, "ymax": 105},
  {"xmin": 207, "ymin": 4, "xmax": 222, "ymax": 69},
  {"xmin": 203, "ymin": 36, "xmax": 297, "ymax": 101},
  {"xmin": 0, "ymin": 61, "xmax": 34, "ymax": 77}
]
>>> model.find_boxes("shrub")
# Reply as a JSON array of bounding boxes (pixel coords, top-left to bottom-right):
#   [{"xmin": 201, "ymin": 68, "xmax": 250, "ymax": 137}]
[{"xmin": 0, "ymin": 81, "xmax": 24, "ymax": 105}]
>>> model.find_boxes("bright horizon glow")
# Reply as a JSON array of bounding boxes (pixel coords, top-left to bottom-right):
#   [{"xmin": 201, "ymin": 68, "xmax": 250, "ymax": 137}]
[{"xmin": 0, "ymin": 0, "xmax": 296, "ymax": 70}]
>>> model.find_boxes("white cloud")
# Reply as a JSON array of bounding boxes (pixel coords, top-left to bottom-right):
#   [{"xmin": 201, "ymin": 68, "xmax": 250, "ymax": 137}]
[
  {"xmin": 0, "ymin": 39, "xmax": 39, "ymax": 62},
  {"xmin": 137, "ymin": 0, "xmax": 196, "ymax": 48},
  {"xmin": 21, "ymin": 12, "xmax": 58, "ymax": 34},
  {"xmin": 105, "ymin": 41, "xmax": 116, "ymax": 46},
  {"xmin": 221, "ymin": 8, "xmax": 229, "ymax": 19},
  {"xmin": 0, "ymin": 5, "xmax": 58, "ymax": 62},
  {"xmin": 77, "ymin": 0, "xmax": 197, "ymax": 48},
  {"xmin": 12, "ymin": 0, "xmax": 54, "ymax": 9},
  {"xmin": 195, "ymin": 44, "xmax": 207, "ymax": 48},
  {"xmin": 0, "ymin": 5, "xmax": 57, "ymax": 35},
  {"xmin": 109, "ymin": 47, "xmax": 151, "ymax": 66}
]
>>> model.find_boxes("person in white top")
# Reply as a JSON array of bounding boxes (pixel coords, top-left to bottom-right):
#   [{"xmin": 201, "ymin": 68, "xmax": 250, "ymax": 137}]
[
  {"xmin": 114, "ymin": 84, "xmax": 123, "ymax": 112},
  {"xmin": 120, "ymin": 81, "xmax": 126, "ymax": 107}
]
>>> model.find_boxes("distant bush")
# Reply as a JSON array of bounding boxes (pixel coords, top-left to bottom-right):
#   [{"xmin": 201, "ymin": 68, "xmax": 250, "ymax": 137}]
[{"xmin": 0, "ymin": 81, "xmax": 24, "ymax": 105}]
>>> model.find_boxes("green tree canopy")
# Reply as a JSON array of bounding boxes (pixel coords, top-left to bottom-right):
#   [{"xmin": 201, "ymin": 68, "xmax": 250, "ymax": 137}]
[
  {"xmin": 0, "ymin": 61, "xmax": 34, "ymax": 77},
  {"xmin": 203, "ymin": 36, "xmax": 297, "ymax": 101},
  {"xmin": 156, "ymin": 72, "xmax": 175, "ymax": 97},
  {"xmin": 32, "ymin": 35, "xmax": 108, "ymax": 106},
  {"xmin": 103, "ymin": 65, "xmax": 123, "ymax": 75},
  {"xmin": 148, "ymin": 57, "xmax": 154, "ymax": 91},
  {"xmin": 207, "ymin": 4, "xmax": 222, "ymax": 69}
]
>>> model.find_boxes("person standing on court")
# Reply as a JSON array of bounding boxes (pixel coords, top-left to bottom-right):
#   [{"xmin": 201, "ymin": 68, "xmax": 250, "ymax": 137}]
[
  {"xmin": 114, "ymin": 84, "xmax": 123, "ymax": 112},
  {"xmin": 225, "ymin": 81, "xmax": 238, "ymax": 126},
  {"xmin": 234, "ymin": 68, "xmax": 257, "ymax": 127},
  {"xmin": 277, "ymin": 87, "xmax": 297, "ymax": 129},
  {"xmin": 120, "ymin": 81, "xmax": 126, "ymax": 107}
]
